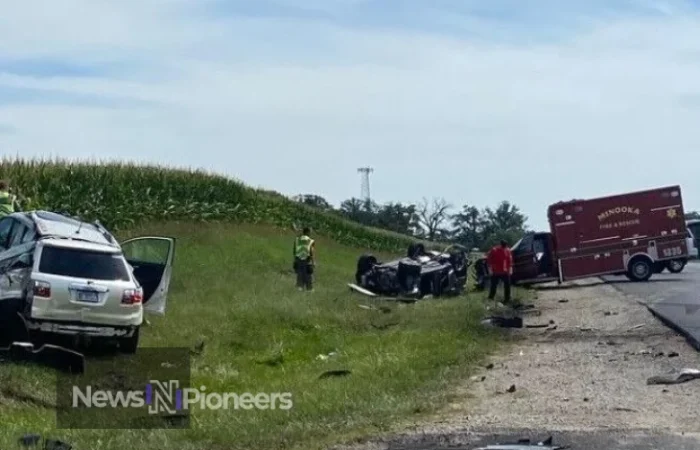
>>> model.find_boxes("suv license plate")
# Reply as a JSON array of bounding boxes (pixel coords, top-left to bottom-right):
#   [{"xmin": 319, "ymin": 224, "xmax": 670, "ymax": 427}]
[{"xmin": 77, "ymin": 291, "xmax": 98, "ymax": 303}]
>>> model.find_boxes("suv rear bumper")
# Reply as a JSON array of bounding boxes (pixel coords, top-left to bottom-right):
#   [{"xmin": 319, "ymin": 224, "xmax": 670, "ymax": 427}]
[{"xmin": 23, "ymin": 318, "xmax": 138, "ymax": 337}]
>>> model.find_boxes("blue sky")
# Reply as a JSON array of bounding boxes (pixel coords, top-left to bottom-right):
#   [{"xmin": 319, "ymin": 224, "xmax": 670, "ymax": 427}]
[{"xmin": 2, "ymin": 0, "xmax": 700, "ymax": 230}]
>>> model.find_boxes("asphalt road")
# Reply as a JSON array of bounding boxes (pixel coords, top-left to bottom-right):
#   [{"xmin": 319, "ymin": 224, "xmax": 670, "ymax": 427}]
[
  {"xmin": 601, "ymin": 261, "xmax": 700, "ymax": 349},
  {"xmin": 387, "ymin": 429, "xmax": 700, "ymax": 449}
]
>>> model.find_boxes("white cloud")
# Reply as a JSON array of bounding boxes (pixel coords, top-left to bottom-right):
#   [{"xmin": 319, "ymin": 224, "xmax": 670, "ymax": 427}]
[{"xmin": 1, "ymin": 1, "xmax": 700, "ymax": 229}]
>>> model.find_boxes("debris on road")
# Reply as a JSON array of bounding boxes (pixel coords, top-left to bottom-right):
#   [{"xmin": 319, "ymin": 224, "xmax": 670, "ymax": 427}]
[
  {"xmin": 668, "ymin": 351, "xmax": 680, "ymax": 358},
  {"xmin": 475, "ymin": 435, "xmax": 568, "ymax": 449},
  {"xmin": 614, "ymin": 407, "xmax": 636, "ymax": 412},
  {"xmin": 647, "ymin": 368, "xmax": 700, "ymax": 385},
  {"xmin": 506, "ymin": 384, "xmax": 516, "ymax": 393},
  {"xmin": 481, "ymin": 316, "xmax": 524, "ymax": 328}
]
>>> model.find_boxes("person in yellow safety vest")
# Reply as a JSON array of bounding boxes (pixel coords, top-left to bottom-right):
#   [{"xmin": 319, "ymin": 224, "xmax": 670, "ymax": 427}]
[
  {"xmin": 0, "ymin": 180, "xmax": 20, "ymax": 218},
  {"xmin": 293, "ymin": 227, "xmax": 315, "ymax": 291}
]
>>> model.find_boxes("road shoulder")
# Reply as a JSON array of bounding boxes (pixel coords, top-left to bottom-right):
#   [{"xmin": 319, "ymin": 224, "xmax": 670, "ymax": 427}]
[{"xmin": 333, "ymin": 278, "xmax": 700, "ymax": 449}]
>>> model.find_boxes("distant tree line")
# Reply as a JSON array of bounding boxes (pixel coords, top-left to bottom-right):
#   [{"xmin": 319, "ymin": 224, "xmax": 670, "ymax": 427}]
[
  {"xmin": 292, "ymin": 194, "xmax": 529, "ymax": 251},
  {"xmin": 295, "ymin": 194, "xmax": 700, "ymax": 251}
]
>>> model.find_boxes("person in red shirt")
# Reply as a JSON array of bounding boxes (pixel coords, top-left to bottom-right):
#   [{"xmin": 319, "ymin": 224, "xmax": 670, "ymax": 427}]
[{"xmin": 486, "ymin": 240, "xmax": 513, "ymax": 303}]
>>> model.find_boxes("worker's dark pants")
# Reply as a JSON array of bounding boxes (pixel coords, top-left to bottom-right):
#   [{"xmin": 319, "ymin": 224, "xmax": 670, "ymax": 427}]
[
  {"xmin": 488, "ymin": 273, "xmax": 511, "ymax": 302},
  {"xmin": 294, "ymin": 257, "xmax": 313, "ymax": 290}
]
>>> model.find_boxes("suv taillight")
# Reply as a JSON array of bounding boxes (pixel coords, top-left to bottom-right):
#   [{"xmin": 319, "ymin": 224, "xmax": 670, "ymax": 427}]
[
  {"xmin": 33, "ymin": 281, "xmax": 51, "ymax": 297},
  {"xmin": 122, "ymin": 288, "xmax": 143, "ymax": 305}
]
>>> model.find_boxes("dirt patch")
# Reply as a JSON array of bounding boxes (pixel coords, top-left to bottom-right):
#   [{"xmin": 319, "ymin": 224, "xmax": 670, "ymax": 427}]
[
  {"xmin": 333, "ymin": 278, "xmax": 700, "ymax": 449},
  {"xmin": 429, "ymin": 278, "xmax": 700, "ymax": 434}
]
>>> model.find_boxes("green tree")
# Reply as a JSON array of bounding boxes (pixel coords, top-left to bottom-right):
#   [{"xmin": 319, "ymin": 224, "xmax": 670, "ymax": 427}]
[
  {"xmin": 294, "ymin": 194, "xmax": 333, "ymax": 211},
  {"xmin": 686, "ymin": 210, "xmax": 700, "ymax": 221},
  {"xmin": 376, "ymin": 202, "xmax": 420, "ymax": 236},
  {"xmin": 451, "ymin": 205, "xmax": 487, "ymax": 250},
  {"xmin": 480, "ymin": 201, "xmax": 528, "ymax": 249},
  {"xmin": 339, "ymin": 197, "xmax": 379, "ymax": 227}
]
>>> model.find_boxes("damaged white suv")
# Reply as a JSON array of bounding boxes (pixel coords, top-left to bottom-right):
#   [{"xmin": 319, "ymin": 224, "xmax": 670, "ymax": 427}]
[{"xmin": 0, "ymin": 210, "xmax": 175, "ymax": 353}]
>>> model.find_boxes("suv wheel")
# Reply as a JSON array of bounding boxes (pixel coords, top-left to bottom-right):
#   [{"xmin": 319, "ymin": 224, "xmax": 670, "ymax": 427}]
[{"xmin": 120, "ymin": 327, "xmax": 139, "ymax": 354}]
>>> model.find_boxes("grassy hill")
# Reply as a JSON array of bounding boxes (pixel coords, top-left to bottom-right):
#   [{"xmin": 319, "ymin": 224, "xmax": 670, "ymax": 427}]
[
  {"xmin": 0, "ymin": 222, "xmax": 510, "ymax": 450},
  {"xmin": 0, "ymin": 158, "xmax": 521, "ymax": 450}
]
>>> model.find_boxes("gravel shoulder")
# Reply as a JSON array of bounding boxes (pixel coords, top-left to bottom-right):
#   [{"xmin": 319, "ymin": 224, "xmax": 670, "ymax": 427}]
[{"xmin": 333, "ymin": 278, "xmax": 700, "ymax": 449}]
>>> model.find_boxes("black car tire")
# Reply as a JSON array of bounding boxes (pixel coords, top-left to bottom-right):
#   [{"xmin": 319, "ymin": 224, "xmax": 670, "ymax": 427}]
[
  {"xmin": 120, "ymin": 327, "xmax": 139, "ymax": 354},
  {"xmin": 356, "ymin": 254, "xmax": 378, "ymax": 284}
]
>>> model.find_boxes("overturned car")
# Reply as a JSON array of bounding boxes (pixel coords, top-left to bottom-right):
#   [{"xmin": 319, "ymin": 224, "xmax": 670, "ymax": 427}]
[{"xmin": 350, "ymin": 243, "xmax": 471, "ymax": 299}]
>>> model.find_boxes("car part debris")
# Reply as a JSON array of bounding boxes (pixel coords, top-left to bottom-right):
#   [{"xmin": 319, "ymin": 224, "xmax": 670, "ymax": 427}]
[
  {"xmin": 19, "ymin": 434, "xmax": 41, "ymax": 447},
  {"xmin": 481, "ymin": 316, "xmax": 523, "ymax": 328},
  {"xmin": 647, "ymin": 368, "xmax": 700, "ymax": 385},
  {"xmin": 0, "ymin": 342, "xmax": 84, "ymax": 374},
  {"xmin": 190, "ymin": 340, "xmax": 205, "ymax": 355},
  {"xmin": 476, "ymin": 435, "xmax": 568, "ymax": 449},
  {"xmin": 319, "ymin": 369, "xmax": 351, "ymax": 379},
  {"xmin": 352, "ymin": 243, "xmax": 471, "ymax": 299},
  {"xmin": 18, "ymin": 434, "xmax": 72, "ymax": 450}
]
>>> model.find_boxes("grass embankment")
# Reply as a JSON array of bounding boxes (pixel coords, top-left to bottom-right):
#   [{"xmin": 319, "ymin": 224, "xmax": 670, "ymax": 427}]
[
  {"xmin": 0, "ymin": 223, "xmax": 522, "ymax": 450},
  {"xmin": 0, "ymin": 158, "xmax": 527, "ymax": 449}
]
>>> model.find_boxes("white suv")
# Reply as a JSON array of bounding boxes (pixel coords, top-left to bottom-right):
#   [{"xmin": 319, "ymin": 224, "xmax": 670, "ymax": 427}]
[{"xmin": 0, "ymin": 210, "xmax": 175, "ymax": 353}]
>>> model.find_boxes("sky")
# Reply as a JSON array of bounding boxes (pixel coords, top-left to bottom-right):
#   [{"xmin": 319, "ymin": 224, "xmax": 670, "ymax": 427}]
[{"xmin": 2, "ymin": 0, "xmax": 700, "ymax": 230}]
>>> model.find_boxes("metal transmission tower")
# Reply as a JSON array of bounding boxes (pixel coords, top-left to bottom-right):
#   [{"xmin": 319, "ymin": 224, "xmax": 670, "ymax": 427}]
[{"xmin": 357, "ymin": 167, "xmax": 374, "ymax": 202}]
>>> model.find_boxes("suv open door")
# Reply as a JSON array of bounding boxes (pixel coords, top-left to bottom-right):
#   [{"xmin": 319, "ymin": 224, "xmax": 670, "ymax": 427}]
[{"xmin": 120, "ymin": 236, "xmax": 176, "ymax": 315}]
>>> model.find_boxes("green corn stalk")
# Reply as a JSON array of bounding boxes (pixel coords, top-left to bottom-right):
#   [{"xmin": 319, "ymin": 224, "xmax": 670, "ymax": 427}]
[{"xmin": 0, "ymin": 157, "xmax": 443, "ymax": 252}]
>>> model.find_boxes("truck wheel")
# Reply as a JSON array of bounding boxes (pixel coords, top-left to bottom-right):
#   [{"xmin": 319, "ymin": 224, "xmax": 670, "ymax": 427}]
[
  {"xmin": 119, "ymin": 327, "xmax": 139, "ymax": 354},
  {"xmin": 355, "ymin": 255, "xmax": 377, "ymax": 284},
  {"xmin": 666, "ymin": 259, "xmax": 687, "ymax": 273},
  {"xmin": 627, "ymin": 256, "xmax": 653, "ymax": 282}
]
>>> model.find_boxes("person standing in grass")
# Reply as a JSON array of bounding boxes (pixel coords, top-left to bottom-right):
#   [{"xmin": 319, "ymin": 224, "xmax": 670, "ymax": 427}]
[
  {"xmin": 0, "ymin": 180, "xmax": 20, "ymax": 217},
  {"xmin": 486, "ymin": 239, "xmax": 513, "ymax": 304},
  {"xmin": 293, "ymin": 227, "xmax": 315, "ymax": 291}
]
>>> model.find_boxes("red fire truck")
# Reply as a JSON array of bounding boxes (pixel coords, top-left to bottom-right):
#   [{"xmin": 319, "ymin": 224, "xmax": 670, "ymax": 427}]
[{"xmin": 477, "ymin": 185, "xmax": 691, "ymax": 287}]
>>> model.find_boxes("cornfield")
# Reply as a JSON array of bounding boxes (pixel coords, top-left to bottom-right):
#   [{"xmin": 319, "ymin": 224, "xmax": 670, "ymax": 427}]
[{"xmin": 0, "ymin": 157, "xmax": 435, "ymax": 252}]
